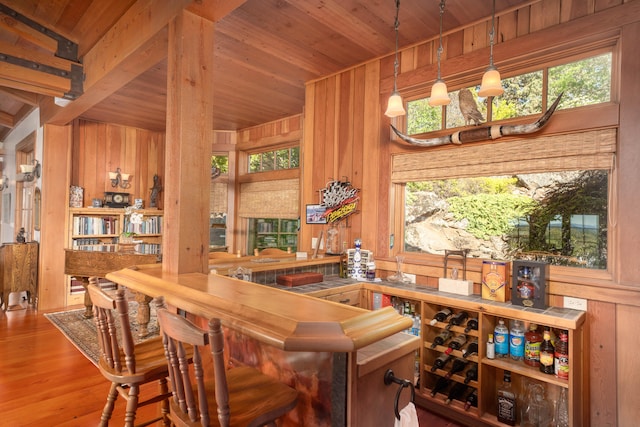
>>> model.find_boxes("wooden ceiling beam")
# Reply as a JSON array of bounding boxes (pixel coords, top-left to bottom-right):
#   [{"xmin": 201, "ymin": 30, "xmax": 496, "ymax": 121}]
[
  {"xmin": 186, "ymin": 0, "xmax": 247, "ymax": 23},
  {"xmin": 0, "ymin": 110, "xmax": 14, "ymax": 128},
  {"xmin": 0, "ymin": 87, "xmax": 38, "ymax": 105}
]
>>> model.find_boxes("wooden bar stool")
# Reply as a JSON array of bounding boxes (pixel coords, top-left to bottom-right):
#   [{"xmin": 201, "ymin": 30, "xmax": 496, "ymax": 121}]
[
  {"xmin": 88, "ymin": 279, "xmax": 172, "ymax": 427},
  {"xmin": 157, "ymin": 308, "xmax": 299, "ymax": 426}
]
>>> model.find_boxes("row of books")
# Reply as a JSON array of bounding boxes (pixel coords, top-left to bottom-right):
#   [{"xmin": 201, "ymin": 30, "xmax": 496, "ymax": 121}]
[
  {"xmin": 73, "ymin": 216, "xmax": 120, "ymax": 236},
  {"xmin": 125, "ymin": 216, "xmax": 163, "ymax": 235}
]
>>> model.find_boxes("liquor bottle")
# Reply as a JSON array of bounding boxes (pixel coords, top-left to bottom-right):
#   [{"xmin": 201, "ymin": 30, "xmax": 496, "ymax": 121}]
[
  {"xmin": 445, "ymin": 382, "xmax": 468, "ymax": 404},
  {"xmin": 464, "ymin": 388, "xmax": 478, "ymax": 411},
  {"xmin": 539, "ymin": 328, "xmax": 555, "ymax": 374},
  {"xmin": 509, "ymin": 320, "xmax": 525, "ymax": 361},
  {"xmin": 486, "ymin": 333, "xmax": 496, "ymax": 359},
  {"xmin": 430, "ymin": 376, "xmax": 451, "ymax": 397},
  {"xmin": 524, "ymin": 323, "xmax": 542, "ymax": 367},
  {"xmin": 446, "ymin": 311, "xmax": 469, "ymax": 329},
  {"xmin": 494, "ymin": 319, "xmax": 509, "ymax": 358},
  {"xmin": 497, "ymin": 370, "xmax": 517, "ymax": 425},
  {"xmin": 445, "ymin": 357, "xmax": 468, "ymax": 379},
  {"xmin": 431, "ymin": 329, "xmax": 452, "ymax": 348},
  {"xmin": 554, "ymin": 387, "xmax": 570, "ymax": 427},
  {"xmin": 447, "ymin": 333, "xmax": 467, "ymax": 351},
  {"xmin": 462, "ymin": 339, "xmax": 478, "ymax": 358},
  {"xmin": 554, "ymin": 330, "xmax": 569, "ymax": 380},
  {"xmin": 429, "ymin": 307, "xmax": 453, "ymax": 325},
  {"xmin": 464, "ymin": 316, "xmax": 479, "ymax": 333},
  {"xmin": 463, "ymin": 364, "xmax": 478, "ymax": 384},
  {"xmin": 431, "ymin": 353, "xmax": 452, "ymax": 372}
]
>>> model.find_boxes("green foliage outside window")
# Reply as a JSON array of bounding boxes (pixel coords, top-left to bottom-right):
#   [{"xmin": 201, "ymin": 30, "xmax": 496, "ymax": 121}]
[{"xmin": 248, "ymin": 146, "xmax": 299, "ymax": 173}]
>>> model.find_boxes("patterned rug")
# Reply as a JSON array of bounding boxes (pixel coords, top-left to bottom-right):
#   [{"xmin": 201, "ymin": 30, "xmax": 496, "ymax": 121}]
[{"xmin": 44, "ymin": 302, "xmax": 159, "ymax": 366}]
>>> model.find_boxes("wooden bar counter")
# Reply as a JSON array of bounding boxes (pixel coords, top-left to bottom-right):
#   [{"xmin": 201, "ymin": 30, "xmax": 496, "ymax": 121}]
[
  {"xmin": 106, "ymin": 264, "xmax": 411, "ymax": 351},
  {"xmin": 106, "ymin": 264, "xmax": 419, "ymax": 426}
]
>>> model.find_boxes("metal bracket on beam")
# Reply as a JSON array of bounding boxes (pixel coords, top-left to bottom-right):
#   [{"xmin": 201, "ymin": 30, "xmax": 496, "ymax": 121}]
[{"xmin": 0, "ymin": 4, "xmax": 79, "ymax": 61}]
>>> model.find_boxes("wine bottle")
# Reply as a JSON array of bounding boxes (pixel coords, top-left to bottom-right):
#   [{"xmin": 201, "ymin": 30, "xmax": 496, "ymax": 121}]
[
  {"xmin": 429, "ymin": 307, "xmax": 453, "ymax": 325},
  {"xmin": 431, "ymin": 329, "xmax": 452, "ymax": 348},
  {"xmin": 497, "ymin": 370, "xmax": 517, "ymax": 425},
  {"xmin": 463, "ymin": 364, "xmax": 478, "ymax": 384},
  {"xmin": 464, "ymin": 316, "xmax": 478, "ymax": 333},
  {"xmin": 464, "ymin": 388, "xmax": 478, "ymax": 411},
  {"xmin": 445, "ymin": 382, "xmax": 468, "ymax": 404},
  {"xmin": 539, "ymin": 328, "xmax": 555, "ymax": 375},
  {"xmin": 431, "ymin": 353, "xmax": 451, "ymax": 372},
  {"xmin": 446, "ymin": 311, "xmax": 469, "ymax": 329},
  {"xmin": 462, "ymin": 339, "xmax": 478, "ymax": 358},
  {"xmin": 430, "ymin": 376, "xmax": 451, "ymax": 397},
  {"xmin": 444, "ymin": 357, "xmax": 468, "ymax": 379},
  {"xmin": 447, "ymin": 333, "xmax": 467, "ymax": 351}
]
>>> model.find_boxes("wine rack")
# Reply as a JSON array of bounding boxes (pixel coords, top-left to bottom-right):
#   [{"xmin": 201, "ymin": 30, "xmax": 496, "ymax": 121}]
[{"xmin": 372, "ymin": 288, "xmax": 586, "ymax": 426}]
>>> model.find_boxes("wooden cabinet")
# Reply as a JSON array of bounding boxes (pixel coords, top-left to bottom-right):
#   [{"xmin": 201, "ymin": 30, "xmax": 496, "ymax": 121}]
[
  {"xmin": 374, "ymin": 290, "xmax": 585, "ymax": 427},
  {"xmin": 322, "ymin": 288, "xmax": 364, "ymax": 307},
  {"xmin": 0, "ymin": 242, "xmax": 38, "ymax": 310}
]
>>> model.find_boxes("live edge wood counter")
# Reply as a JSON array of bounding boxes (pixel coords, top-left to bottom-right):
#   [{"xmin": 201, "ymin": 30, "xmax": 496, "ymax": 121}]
[{"xmin": 105, "ymin": 264, "xmax": 412, "ymax": 352}]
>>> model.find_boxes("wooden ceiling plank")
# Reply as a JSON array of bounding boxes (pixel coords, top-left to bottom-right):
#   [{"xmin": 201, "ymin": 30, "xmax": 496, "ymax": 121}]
[
  {"xmin": 0, "ymin": 87, "xmax": 38, "ymax": 105},
  {"xmin": 0, "ymin": 110, "xmax": 14, "ymax": 127},
  {"xmin": 0, "ymin": 77, "xmax": 60, "ymax": 97},
  {"xmin": 0, "ymin": 63, "xmax": 69, "ymax": 95},
  {"xmin": 187, "ymin": 0, "xmax": 247, "ymax": 22}
]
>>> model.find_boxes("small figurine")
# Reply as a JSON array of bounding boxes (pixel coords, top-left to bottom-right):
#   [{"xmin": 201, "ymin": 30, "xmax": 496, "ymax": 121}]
[
  {"xmin": 16, "ymin": 227, "xmax": 26, "ymax": 243},
  {"xmin": 150, "ymin": 174, "xmax": 162, "ymax": 208}
]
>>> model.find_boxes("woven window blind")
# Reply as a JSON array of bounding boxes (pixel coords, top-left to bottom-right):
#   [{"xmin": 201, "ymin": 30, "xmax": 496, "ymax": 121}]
[
  {"xmin": 391, "ymin": 129, "xmax": 616, "ymax": 182},
  {"xmin": 210, "ymin": 181, "xmax": 228, "ymax": 212},
  {"xmin": 238, "ymin": 178, "xmax": 299, "ymax": 219}
]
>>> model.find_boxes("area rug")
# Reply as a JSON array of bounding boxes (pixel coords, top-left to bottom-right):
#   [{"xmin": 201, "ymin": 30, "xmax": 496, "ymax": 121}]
[{"xmin": 45, "ymin": 302, "xmax": 159, "ymax": 366}]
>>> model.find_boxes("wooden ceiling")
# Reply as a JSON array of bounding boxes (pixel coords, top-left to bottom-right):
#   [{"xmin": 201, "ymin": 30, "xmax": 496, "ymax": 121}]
[{"xmin": 0, "ymin": 0, "xmax": 531, "ymax": 141}]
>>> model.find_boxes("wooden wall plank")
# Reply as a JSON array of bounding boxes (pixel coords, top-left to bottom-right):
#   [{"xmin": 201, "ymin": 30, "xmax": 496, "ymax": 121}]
[
  {"xmin": 616, "ymin": 304, "xmax": 640, "ymax": 424},
  {"xmin": 588, "ymin": 300, "xmax": 617, "ymax": 426}
]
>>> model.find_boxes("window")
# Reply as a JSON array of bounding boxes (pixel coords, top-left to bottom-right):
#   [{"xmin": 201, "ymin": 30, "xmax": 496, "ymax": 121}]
[
  {"xmin": 210, "ymin": 154, "xmax": 229, "ymax": 249},
  {"xmin": 247, "ymin": 218, "xmax": 298, "ymax": 253},
  {"xmin": 403, "ymin": 171, "xmax": 608, "ymax": 269},
  {"xmin": 248, "ymin": 147, "xmax": 299, "ymax": 173},
  {"xmin": 406, "ymin": 52, "xmax": 612, "ymax": 135}
]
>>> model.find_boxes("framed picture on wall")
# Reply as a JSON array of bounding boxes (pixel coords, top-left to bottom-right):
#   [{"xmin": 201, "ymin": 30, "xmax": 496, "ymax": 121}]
[{"xmin": 306, "ymin": 204, "xmax": 327, "ymax": 224}]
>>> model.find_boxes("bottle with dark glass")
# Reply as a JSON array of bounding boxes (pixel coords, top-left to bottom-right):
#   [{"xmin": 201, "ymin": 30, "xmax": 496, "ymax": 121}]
[
  {"xmin": 447, "ymin": 333, "xmax": 467, "ymax": 351},
  {"xmin": 554, "ymin": 330, "xmax": 569, "ymax": 380},
  {"xmin": 462, "ymin": 339, "xmax": 478, "ymax": 358},
  {"xmin": 446, "ymin": 311, "xmax": 469, "ymax": 329},
  {"xmin": 431, "ymin": 329, "xmax": 452, "ymax": 348},
  {"xmin": 429, "ymin": 307, "xmax": 453, "ymax": 325},
  {"xmin": 431, "ymin": 353, "xmax": 452, "ymax": 372},
  {"xmin": 445, "ymin": 357, "xmax": 468, "ymax": 379},
  {"xmin": 497, "ymin": 370, "xmax": 517, "ymax": 425},
  {"xmin": 445, "ymin": 382, "xmax": 468, "ymax": 405},
  {"xmin": 539, "ymin": 328, "xmax": 555, "ymax": 375},
  {"xmin": 464, "ymin": 388, "xmax": 478, "ymax": 411},
  {"xmin": 464, "ymin": 316, "xmax": 479, "ymax": 333},
  {"xmin": 430, "ymin": 376, "xmax": 451, "ymax": 397},
  {"xmin": 464, "ymin": 364, "xmax": 478, "ymax": 384}
]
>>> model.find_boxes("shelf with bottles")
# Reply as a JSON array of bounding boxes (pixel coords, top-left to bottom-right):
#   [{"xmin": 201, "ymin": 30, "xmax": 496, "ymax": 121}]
[{"xmin": 421, "ymin": 372, "xmax": 479, "ymax": 416}]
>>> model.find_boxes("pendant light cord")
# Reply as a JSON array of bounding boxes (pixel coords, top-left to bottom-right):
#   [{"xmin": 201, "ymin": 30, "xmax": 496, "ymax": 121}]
[
  {"xmin": 488, "ymin": 0, "xmax": 496, "ymax": 67},
  {"xmin": 392, "ymin": 0, "xmax": 400, "ymax": 92},
  {"xmin": 436, "ymin": 0, "xmax": 446, "ymax": 80}
]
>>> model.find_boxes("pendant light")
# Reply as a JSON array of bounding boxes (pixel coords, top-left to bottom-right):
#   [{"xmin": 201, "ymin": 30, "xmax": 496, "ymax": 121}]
[
  {"xmin": 385, "ymin": 0, "xmax": 406, "ymax": 118},
  {"xmin": 429, "ymin": 0, "xmax": 450, "ymax": 106},
  {"xmin": 478, "ymin": 0, "xmax": 504, "ymax": 97}
]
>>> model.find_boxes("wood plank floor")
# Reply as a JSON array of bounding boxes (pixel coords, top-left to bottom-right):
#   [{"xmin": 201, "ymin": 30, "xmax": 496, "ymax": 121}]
[{"xmin": 0, "ymin": 303, "xmax": 465, "ymax": 426}]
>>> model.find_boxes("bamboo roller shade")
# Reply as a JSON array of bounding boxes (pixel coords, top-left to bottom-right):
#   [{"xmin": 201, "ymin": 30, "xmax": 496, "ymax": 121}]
[
  {"xmin": 392, "ymin": 129, "xmax": 616, "ymax": 182},
  {"xmin": 238, "ymin": 178, "xmax": 299, "ymax": 218},
  {"xmin": 210, "ymin": 181, "xmax": 228, "ymax": 212}
]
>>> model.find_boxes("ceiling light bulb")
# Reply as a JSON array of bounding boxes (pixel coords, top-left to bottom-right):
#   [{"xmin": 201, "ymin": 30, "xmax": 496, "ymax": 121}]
[
  {"xmin": 385, "ymin": 91, "xmax": 406, "ymax": 118},
  {"xmin": 429, "ymin": 80, "xmax": 451, "ymax": 106},
  {"xmin": 478, "ymin": 66, "xmax": 504, "ymax": 97}
]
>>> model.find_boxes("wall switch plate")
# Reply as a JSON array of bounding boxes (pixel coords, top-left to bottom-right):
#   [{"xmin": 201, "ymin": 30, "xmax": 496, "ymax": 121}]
[{"xmin": 564, "ymin": 296, "xmax": 587, "ymax": 311}]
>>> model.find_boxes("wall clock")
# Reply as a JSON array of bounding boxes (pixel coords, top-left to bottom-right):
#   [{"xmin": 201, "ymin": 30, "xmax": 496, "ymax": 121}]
[{"xmin": 104, "ymin": 192, "xmax": 130, "ymax": 208}]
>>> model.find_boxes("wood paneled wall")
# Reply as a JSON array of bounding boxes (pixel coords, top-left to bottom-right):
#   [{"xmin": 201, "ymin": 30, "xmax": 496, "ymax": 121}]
[
  {"xmin": 301, "ymin": 1, "xmax": 640, "ymax": 425},
  {"xmin": 73, "ymin": 120, "xmax": 165, "ymax": 208}
]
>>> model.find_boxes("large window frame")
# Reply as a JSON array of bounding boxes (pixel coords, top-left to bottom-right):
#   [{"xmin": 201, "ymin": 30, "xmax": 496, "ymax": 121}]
[{"xmin": 391, "ymin": 45, "xmax": 619, "ymax": 281}]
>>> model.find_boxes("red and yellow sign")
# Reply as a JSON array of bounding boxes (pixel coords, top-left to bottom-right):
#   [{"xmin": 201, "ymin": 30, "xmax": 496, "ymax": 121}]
[{"xmin": 320, "ymin": 179, "xmax": 359, "ymax": 223}]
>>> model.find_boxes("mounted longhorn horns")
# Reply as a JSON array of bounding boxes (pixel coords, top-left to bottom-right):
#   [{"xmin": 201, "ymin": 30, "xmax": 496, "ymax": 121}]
[{"xmin": 390, "ymin": 92, "xmax": 563, "ymax": 148}]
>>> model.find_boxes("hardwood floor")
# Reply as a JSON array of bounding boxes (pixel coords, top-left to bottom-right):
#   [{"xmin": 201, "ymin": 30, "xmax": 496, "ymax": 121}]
[{"xmin": 0, "ymin": 303, "xmax": 466, "ymax": 426}]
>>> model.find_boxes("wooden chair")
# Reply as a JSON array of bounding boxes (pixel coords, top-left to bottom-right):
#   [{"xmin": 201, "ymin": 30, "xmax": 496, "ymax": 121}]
[
  {"xmin": 157, "ymin": 308, "xmax": 298, "ymax": 427},
  {"xmin": 87, "ymin": 279, "xmax": 172, "ymax": 427}
]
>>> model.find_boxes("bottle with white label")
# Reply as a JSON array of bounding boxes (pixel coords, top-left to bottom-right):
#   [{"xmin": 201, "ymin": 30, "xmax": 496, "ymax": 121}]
[{"xmin": 486, "ymin": 333, "xmax": 495, "ymax": 359}]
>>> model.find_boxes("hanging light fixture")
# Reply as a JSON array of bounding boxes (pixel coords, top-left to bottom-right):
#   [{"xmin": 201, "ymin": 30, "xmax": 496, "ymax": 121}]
[
  {"xmin": 478, "ymin": 0, "xmax": 504, "ymax": 97},
  {"xmin": 385, "ymin": 0, "xmax": 406, "ymax": 118},
  {"xmin": 429, "ymin": 0, "xmax": 450, "ymax": 106}
]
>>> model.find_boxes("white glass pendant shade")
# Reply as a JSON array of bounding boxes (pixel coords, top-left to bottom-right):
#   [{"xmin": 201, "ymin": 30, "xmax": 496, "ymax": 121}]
[
  {"xmin": 428, "ymin": 80, "xmax": 451, "ymax": 106},
  {"xmin": 385, "ymin": 91, "xmax": 406, "ymax": 117},
  {"xmin": 478, "ymin": 66, "xmax": 504, "ymax": 97}
]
